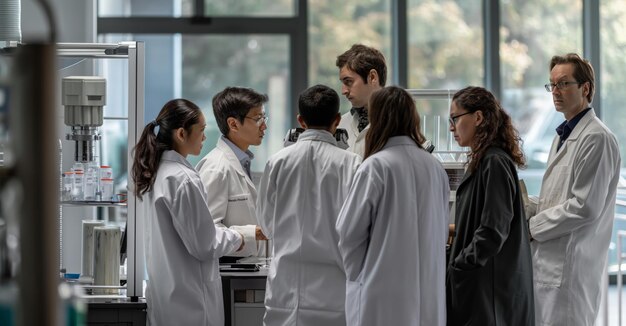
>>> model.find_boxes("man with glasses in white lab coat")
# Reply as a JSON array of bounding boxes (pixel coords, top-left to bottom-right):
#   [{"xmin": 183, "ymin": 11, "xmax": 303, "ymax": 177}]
[
  {"xmin": 197, "ymin": 86, "xmax": 269, "ymax": 257},
  {"xmin": 257, "ymin": 84, "xmax": 361, "ymax": 326},
  {"xmin": 527, "ymin": 53, "xmax": 621, "ymax": 326}
]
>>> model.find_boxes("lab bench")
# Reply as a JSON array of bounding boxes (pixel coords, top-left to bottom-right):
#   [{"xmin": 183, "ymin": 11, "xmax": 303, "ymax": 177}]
[
  {"xmin": 86, "ymin": 297, "xmax": 146, "ymax": 326},
  {"xmin": 221, "ymin": 268, "xmax": 268, "ymax": 326},
  {"xmin": 83, "ymin": 267, "xmax": 267, "ymax": 326}
]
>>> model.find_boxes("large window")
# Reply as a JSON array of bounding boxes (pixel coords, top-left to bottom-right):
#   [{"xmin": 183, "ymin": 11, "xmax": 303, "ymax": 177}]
[
  {"xmin": 197, "ymin": 0, "xmax": 295, "ymax": 16},
  {"xmin": 408, "ymin": 0, "xmax": 483, "ymax": 90},
  {"xmin": 308, "ymin": 0, "xmax": 392, "ymax": 113},
  {"xmin": 601, "ymin": 0, "xmax": 626, "ymax": 277},
  {"xmin": 601, "ymin": 0, "xmax": 626, "ymax": 169},
  {"xmin": 98, "ymin": 34, "xmax": 289, "ymax": 170},
  {"xmin": 500, "ymin": 0, "xmax": 582, "ymax": 195}
]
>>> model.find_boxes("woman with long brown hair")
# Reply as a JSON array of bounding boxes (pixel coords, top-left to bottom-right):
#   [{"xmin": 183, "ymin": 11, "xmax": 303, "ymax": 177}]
[
  {"xmin": 132, "ymin": 99, "xmax": 244, "ymax": 326},
  {"xmin": 446, "ymin": 86, "xmax": 534, "ymax": 325},
  {"xmin": 336, "ymin": 86, "xmax": 449, "ymax": 325}
]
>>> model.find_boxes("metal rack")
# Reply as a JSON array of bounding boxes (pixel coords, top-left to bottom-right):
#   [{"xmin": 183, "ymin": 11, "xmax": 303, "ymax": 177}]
[
  {"xmin": 57, "ymin": 42, "xmax": 145, "ymax": 300},
  {"xmin": 617, "ymin": 230, "xmax": 626, "ymax": 325}
]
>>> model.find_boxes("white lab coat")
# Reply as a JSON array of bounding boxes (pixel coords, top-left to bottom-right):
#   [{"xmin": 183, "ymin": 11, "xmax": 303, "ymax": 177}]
[
  {"xmin": 143, "ymin": 150, "xmax": 242, "ymax": 326},
  {"xmin": 338, "ymin": 111, "xmax": 368, "ymax": 157},
  {"xmin": 257, "ymin": 129, "xmax": 361, "ymax": 326},
  {"xmin": 336, "ymin": 136, "xmax": 448, "ymax": 326},
  {"xmin": 528, "ymin": 109, "xmax": 621, "ymax": 326},
  {"xmin": 196, "ymin": 137, "xmax": 261, "ymax": 257}
]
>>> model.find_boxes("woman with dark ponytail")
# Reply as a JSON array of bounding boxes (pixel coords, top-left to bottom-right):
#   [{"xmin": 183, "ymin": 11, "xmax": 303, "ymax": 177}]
[
  {"xmin": 132, "ymin": 99, "xmax": 244, "ymax": 326},
  {"xmin": 446, "ymin": 86, "xmax": 534, "ymax": 325}
]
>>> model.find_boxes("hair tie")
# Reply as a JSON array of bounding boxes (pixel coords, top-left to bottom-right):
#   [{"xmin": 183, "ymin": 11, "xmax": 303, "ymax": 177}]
[{"xmin": 150, "ymin": 120, "xmax": 160, "ymax": 135}]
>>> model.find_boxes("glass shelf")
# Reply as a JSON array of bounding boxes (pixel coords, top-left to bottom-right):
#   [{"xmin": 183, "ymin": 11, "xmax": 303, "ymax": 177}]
[{"xmin": 60, "ymin": 200, "xmax": 127, "ymax": 207}]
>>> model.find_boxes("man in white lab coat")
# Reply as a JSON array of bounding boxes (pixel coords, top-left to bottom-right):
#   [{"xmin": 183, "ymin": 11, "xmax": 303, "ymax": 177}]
[
  {"xmin": 197, "ymin": 87, "xmax": 269, "ymax": 257},
  {"xmin": 257, "ymin": 84, "xmax": 361, "ymax": 326},
  {"xmin": 336, "ymin": 44, "xmax": 387, "ymax": 157},
  {"xmin": 528, "ymin": 53, "xmax": 621, "ymax": 326}
]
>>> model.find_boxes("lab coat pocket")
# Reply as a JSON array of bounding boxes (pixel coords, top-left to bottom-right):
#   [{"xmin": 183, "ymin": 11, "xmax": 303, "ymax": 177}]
[
  {"xmin": 533, "ymin": 235, "xmax": 568, "ymax": 286},
  {"xmin": 345, "ymin": 280, "xmax": 362, "ymax": 326},
  {"xmin": 226, "ymin": 194, "xmax": 254, "ymax": 226},
  {"xmin": 542, "ymin": 166, "xmax": 571, "ymax": 209}
]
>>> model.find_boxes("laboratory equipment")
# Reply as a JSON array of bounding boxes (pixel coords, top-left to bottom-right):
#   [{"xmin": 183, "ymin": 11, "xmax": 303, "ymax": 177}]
[
  {"xmin": 80, "ymin": 220, "xmax": 105, "ymax": 283},
  {"xmin": 71, "ymin": 171, "xmax": 84, "ymax": 201},
  {"xmin": 0, "ymin": 0, "xmax": 21, "ymax": 47},
  {"xmin": 93, "ymin": 226, "xmax": 121, "ymax": 295},
  {"xmin": 100, "ymin": 178, "xmax": 113, "ymax": 202},
  {"xmin": 83, "ymin": 162, "xmax": 99, "ymax": 201},
  {"xmin": 56, "ymin": 42, "xmax": 145, "ymax": 302},
  {"xmin": 62, "ymin": 76, "xmax": 106, "ymax": 163},
  {"xmin": 99, "ymin": 165, "xmax": 112, "ymax": 180},
  {"xmin": 283, "ymin": 127, "xmax": 349, "ymax": 149},
  {"xmin": 61, "ymin": 172, "xmax": 73, "ymax": 201}
]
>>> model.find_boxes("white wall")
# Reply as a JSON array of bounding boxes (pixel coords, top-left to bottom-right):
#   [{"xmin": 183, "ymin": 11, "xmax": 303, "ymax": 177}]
[{"xmin": 21, "ymin": 0, "xmax": 95, "ymax": 43}]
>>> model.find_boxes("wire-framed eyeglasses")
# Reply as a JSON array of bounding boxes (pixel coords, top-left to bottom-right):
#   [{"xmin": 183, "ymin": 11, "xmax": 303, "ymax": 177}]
[
  {"xmin": 544, "ymin": 81, "xmax": 581, "ymax": 92},
  {"xmin": 245, "ymin": 115, "xmax": 269, "ymax": 126},
  {"xmin": 449, "ymin": 111, "xmax": 473, "ymax": 126}
]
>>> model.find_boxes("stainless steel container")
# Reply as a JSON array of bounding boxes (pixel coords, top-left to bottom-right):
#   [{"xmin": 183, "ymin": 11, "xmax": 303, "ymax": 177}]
[
  {"xmin": 93, "ymin": 226, "xmax": 121, "ymax": 294},
  {"xmin": 81, "ymin": 220, "xmax": 105, "ymax": 281}
]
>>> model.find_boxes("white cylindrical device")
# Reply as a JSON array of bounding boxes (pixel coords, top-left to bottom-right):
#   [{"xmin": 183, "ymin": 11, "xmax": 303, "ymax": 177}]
[
  {"xmin": 93, "ymin": 226, "xmax": 121, "ymax": 294},
  {"xmin": 62, "ymin": 76, "xmax": 106, "ymax": 162},
  {"xmin": 0, "ymin": 0, "xmax": 22, "ymax": 44},
  {"xmin": 81, "ymin": 220, "xmax": 105, "ymax": 281}
]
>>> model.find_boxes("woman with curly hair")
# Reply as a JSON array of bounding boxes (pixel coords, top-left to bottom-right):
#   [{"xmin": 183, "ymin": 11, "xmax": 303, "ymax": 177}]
[{"xmin": 446, "ymin": 86, "xmax": 534, "ymax": 325}]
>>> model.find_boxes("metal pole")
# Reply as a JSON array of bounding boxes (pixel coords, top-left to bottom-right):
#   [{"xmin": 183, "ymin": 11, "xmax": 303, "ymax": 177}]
[
  {"xmin": 12, "ymin": 43, "xmax": 60, "ymax": 326},
  {"xmin": 483, "ymin": 0, "xmax": 501, "ymax": 99},
  {"xmin": 618, "ymin": 231, "xmax": 626, "ymax": 326},
  {"xmin": 391, "ymin": 0, "xmax": 407, "ymax": 87}
]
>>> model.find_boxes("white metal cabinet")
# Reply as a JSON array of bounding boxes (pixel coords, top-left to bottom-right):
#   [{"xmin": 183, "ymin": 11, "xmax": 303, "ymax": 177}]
[{"xmin": 57, "ymin": 42, "xmax": 145, "ymax": 300}]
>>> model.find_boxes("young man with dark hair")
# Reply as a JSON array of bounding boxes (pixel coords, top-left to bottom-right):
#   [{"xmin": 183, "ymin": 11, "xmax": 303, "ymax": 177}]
[
  {"xmin": 196, "ymin": 86, "xmax": 269, "ymax": 257},
  {"xmin": 256, "ymin": 84, "xmax": 361, "ymax": 326},
  {"xmin": 336, "ymin": 44, "xmax": 387, "ymax": 157}
]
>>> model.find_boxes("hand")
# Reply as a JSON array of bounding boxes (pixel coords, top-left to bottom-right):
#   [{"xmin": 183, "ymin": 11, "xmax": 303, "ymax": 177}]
[
  {"xmin": 448, "ymin": 224, "xmax": 456, "ymax": 246},
  {"xmin": 256, "ymin": 226, "xmax": 268, "ymax": 241}
]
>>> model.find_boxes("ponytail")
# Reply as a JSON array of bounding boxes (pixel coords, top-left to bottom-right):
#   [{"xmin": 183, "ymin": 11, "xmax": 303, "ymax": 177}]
[{"xmin": 131, "ymin": 99, "xmax": 202, "ymax": 199}]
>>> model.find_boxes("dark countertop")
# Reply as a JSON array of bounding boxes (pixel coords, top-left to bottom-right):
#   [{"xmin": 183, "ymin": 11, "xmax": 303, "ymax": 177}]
[{"xmin": 85, "ymin": 296, "xmax": 147, "ymax": 308}]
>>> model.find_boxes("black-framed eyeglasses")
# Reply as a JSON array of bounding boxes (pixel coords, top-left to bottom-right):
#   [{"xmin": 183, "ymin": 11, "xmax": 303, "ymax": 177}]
[
  {"xmin": 449, "ymin": 112, "xmax": 473, "ymax": 126},
  {"xmin": 245, "ymin": 115, "xmax": 268, "ymax": 126},
  {"xmin": 544, "ymin": 81, "xmax": 581, "ymax": 92}
]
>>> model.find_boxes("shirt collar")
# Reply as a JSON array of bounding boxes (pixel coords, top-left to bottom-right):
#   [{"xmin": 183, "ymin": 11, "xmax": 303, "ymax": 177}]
[
  {"xmin": 297, "ymin": 129, "xmax": 338, "ymax": 146},
  {"xmin": 221, "ymin": 135, "xmax": 254, "ymax": 165},
  {"xmin": 350, "ymin": 107, "xmax": 366, "ymax": 116},
  {"xmin": 383, "ymin": 136, "xmax": 419, "ymax": 149},
  {"xmin": 556, "ymin": 107, "xmax": 592, "ymax": 138},
  {"xmin": 161, "ymin": 150, "xmax": 193, "ymax": 169}
]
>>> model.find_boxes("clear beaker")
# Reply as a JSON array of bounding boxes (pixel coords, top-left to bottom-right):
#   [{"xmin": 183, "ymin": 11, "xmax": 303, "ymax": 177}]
[
  {"xmin": 72, "ymin": 172, "xmax": 84, "ymax": 201},
  {"xmin": 62, "ymin": 172, "xmax": 73, "ymax": 201},
  {"xmin": 100, "ymin": 178, "xmax": 113, "ymax": 202}
]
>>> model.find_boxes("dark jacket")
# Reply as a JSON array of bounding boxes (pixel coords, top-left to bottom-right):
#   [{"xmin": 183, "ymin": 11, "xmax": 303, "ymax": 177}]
[{"xmin": 446, "ymin": 147, "xmax": 534, "ymax": 326}]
